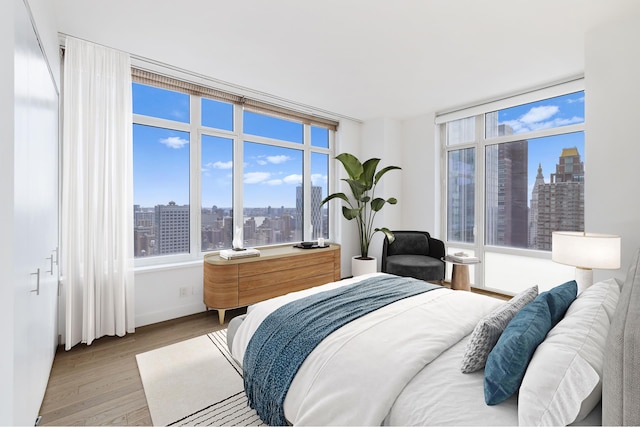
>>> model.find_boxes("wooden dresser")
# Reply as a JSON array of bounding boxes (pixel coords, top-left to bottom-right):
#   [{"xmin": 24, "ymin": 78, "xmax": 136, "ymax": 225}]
[{"xmin": 203, "ymin": 244, "xmax": 341, "ymax": 324}]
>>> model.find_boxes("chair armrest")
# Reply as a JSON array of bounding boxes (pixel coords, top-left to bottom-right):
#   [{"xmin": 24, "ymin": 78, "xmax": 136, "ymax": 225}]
[
  {"xmin": 428, "ymin": 237, "xmax": 445, "ymax": 260},
  {"xmin": 381, "ymin": 237, "xmax": 390, "ymax": 272}
]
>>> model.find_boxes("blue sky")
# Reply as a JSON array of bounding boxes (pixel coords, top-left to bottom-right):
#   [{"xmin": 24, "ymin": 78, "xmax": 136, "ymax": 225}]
[{"xmin": 133, "ymin": 83, "xmax": 329, "ymax": 209}]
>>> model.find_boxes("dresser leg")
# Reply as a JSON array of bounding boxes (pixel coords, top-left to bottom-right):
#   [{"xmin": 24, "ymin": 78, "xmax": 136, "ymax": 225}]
[{"xmin": 218, "ymin": 309, "xmax": 226, "ymax": 325}]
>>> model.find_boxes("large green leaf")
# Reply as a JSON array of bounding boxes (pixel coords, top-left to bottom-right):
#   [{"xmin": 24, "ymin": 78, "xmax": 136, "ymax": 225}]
[
  {"xmin": 342, "ymin": 206, "xmax": 361, "ymax": 221},
  {"xmin": 344, "ymin": 178, "xmax": 366, "ymax": 201},
  {"xmin": 321, "ymin": 192, "xmax": 349, "ymax": 206},
  {"xmin": 336, "ymin": 153, "xmax": 363, "ymax": 180},
  {"xmin": 361, "ymin": 158, "xmax": 381, "ymax": 190},
  {"xmin": 376, "ymin": 227, "xmax": 396, "ymax": 244},
  {"xmin": 370, "ymin": 197, "xmax": 386, "ymax": 212},
  {"xmin": 374, "ymin": 165, "xmax": 402, "ymax": 184}
]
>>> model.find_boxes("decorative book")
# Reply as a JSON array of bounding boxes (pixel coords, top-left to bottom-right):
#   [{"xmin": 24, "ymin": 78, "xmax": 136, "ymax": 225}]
[
  {"xmin": 445, "ymin": 252, "xmax": 480, "ymax": 263},
  {"xmin": 219, "ymin": 248, "xmax": 261, "ymax": 260}
]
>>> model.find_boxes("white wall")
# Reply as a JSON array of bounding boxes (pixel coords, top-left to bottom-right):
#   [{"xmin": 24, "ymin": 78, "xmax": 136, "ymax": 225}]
[
  {"xmin": 135, "ymin": 263, "xmax": 205, "ymax": 327},
  {"xmin": 400, "ymin": 113, "xmax": 440, "ymax": 238},
  {"xmin": 333, "ymin": 118, "xmax": 362, "ymax": 277},
  {"xmin": 585, "ymin": 14, "xmax": 640, "ymax": 283},
  {"xmin": 0, "ymin": 2, "xmax": 16, "ymax": 422},
  {"xmin": 24, "ymin": 0, "xmax": 60, "ymax": 89},
  {"xmin": 359, "ymin": 118, "xmax": 404, "ymax": 270}
]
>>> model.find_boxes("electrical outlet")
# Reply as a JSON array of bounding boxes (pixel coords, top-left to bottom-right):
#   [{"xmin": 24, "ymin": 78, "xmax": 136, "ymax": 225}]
[{"xmin": 179, "ymin": 286, "xmax": 189, "ymax": 297}]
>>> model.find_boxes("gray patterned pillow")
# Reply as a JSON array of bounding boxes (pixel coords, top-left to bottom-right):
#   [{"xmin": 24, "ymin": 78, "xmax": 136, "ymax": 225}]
[{"xmin": 460, "ymin": 285, "xmax": 538, "ymax": 373}]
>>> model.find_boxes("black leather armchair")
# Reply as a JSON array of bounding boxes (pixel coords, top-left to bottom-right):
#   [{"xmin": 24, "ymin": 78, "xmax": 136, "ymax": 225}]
[{"xmin": 381, "ymin": 231, "xmax": 445, "ymax": 282}]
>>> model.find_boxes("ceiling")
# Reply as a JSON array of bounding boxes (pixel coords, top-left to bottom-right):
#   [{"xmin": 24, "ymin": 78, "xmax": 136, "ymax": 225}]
[{"xmin": 54, "ymin": 0, "xmax": 640, "ymax": 122}]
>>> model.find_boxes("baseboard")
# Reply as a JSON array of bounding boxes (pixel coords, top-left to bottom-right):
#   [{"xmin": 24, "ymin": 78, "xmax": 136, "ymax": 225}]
[{"xmin": 135, "ymin": 302, "xmax": 207, "ymax": 328}]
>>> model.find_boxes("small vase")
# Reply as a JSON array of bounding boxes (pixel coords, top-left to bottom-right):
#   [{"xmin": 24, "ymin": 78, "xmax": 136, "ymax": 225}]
[{"xmin": 352, "ymin": 256, "xmax": 377, "ymax": 277}]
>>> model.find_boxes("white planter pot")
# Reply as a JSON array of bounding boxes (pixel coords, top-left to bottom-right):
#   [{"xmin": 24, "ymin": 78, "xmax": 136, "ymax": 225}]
[{"xmin": 352, "ymin": 256, "xmax": 377, "ymax": 277}]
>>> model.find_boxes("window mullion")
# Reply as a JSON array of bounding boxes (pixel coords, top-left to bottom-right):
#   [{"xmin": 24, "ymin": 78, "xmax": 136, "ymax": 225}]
[
  {"xmin": 303, "ymin": 124, "xmax": 312, "ymax": 240},
  {"xmin": 190, "ymin": 95, "xmax": 201, "ymax": 258},
  {"xmin": 233, "ymin": 104, "xmax": 244, "ymax": 246},
  {"xmin": 475, "ymin": 114, "xmax": 486, "ymax": 288}
]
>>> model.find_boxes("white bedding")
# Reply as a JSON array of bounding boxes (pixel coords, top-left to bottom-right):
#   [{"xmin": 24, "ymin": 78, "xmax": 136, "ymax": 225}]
[
  {"xmin": 231, "ymin": 273, "xmax": 504, "ymax": 425},
  {"xmin": 386, "ymin": 334, "xmax": 602, "ymax": 426},
  {"xmin": 385, "ymin": 335, "xmax": 519, "ymax": 425}
]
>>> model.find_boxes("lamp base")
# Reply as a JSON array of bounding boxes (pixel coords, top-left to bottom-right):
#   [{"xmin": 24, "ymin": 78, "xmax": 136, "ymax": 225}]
[{"xmin": 575, "ymin": 267, "xmax": 593, "ymax": 294}]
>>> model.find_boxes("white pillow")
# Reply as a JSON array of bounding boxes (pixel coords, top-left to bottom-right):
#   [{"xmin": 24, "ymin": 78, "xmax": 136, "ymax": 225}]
[{"xmin": 518, "ymin": 278, "xmax": 620, "ymax": 426}]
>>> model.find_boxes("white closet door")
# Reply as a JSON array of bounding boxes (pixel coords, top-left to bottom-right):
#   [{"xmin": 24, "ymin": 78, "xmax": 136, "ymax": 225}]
[{"xmin": 13, "ymin": 0, "xmax": 60, "ymax": 424}]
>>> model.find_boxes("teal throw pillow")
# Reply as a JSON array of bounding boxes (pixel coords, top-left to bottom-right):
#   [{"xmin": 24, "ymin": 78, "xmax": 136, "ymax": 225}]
[{"xmin": 484, "ymin": 280, "xmax": 577, "ymax": 405}]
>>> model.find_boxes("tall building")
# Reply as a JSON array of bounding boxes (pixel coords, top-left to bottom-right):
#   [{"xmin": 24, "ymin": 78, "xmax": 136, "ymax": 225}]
[
  {"xmin": 447, "ymin": 148, "xmax": 475, "ymax": 243},
  {"xmin": 296, "ymin": 185, "xmax": 325, "ymax": 239},
  {"xmin": 134, "ymin": 205, "xmax": 156, "ymax": 256},
  {"xmin": 483, "ymin": 114, "xmax": 529, "ymax": 248},
  {"xmin": 528, "ymin": 163, "xmax": 545, "ymax": 248},
  {"xmin": 155, "ymin": 201, "xmax": 190, "ymax": 254},
  {"xmin": 529, "ymin": 147, "xmax": 585, "ymax": 250}
]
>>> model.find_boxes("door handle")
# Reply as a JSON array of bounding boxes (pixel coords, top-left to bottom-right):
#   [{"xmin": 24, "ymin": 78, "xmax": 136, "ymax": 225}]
[
  {"xmin": 31, "ymin": 268, "xmax": 40, "ymax": 295},
  {"xmin": 46, "ymin": 255, "xmax": 54, "ymax": 275}
]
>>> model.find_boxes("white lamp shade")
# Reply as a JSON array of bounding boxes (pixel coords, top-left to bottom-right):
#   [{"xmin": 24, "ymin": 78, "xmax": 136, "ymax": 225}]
[{"xmin": 552, "ymin": 231, "xmax": 621, "ymax": 269}]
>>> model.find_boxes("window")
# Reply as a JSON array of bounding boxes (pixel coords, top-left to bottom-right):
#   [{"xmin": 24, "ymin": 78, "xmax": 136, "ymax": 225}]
[
  {"xmin": 447, "ymin": 147, "xmax": 475, "ymax": 243},
  {"xmin": 441, "ymin": 86, "xmax": 585, "ymax": 293},
  {"xmin": 243, "ymin": 141, "xmax": 303, "ymax": 245},
  {"xmin": 201, "ymin": 135, "xmax": 233, "ymax": 251},
  {"xmin": 132, "ymin": 72, "xmax": 336, "ymax": 264}
]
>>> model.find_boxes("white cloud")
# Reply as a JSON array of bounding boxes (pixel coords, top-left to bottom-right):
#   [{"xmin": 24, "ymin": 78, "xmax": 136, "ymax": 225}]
[
  {"xmin": 208, "ymin": 160, "xmax": 233, "ymax": 170},
  {"xmin": 502, "ymin": 104, "xmax": 584, "ymax": 134},
  {"xmin": 244, "ymin": 171, "xmax": 271, "ymax": 184},
  {"xmin": 266, "ymin": 155, "xmax": 291, "ymax": 164},
  {"xmin": 257, "ymin": 160, "xmax": 268, "ymax": 165},
  {"xmin": 283, "ymin": 174, "xmax": 303, "ymax": 185},
  {"xmin": 519, "ymin": 106, "xmax": 559, "ymax": 124},
  {"xmin": 159, "ymin": 136, "xmax": 189, "ymax": 149},
  {"xmin": 566, "ymin": 96, "xmax": 585, "ymax": 104},
  {"xmin": 311, "ymin": 173, "xmax": 327, "ymax": 186},
  {"xmin": 266, "ymin": 179, "xmax": 283, "ymax": 185}
]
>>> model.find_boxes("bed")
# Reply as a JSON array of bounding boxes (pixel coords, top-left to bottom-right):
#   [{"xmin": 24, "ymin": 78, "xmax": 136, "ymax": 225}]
[{"xmin": 228, "ymin": 248, "xmax": 640, "ymax": 426}]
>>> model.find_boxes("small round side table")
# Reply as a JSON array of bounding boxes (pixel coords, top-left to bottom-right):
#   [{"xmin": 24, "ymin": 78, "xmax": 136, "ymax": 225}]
[{"xmin": 442, "ymin": 256, "xmax": 481, "ymax": 291}]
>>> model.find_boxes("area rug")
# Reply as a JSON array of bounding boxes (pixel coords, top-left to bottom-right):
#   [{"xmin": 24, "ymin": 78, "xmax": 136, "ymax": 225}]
[{"xmin": 136, "ymin": 329, "xmax": 264, "ymax": 426}]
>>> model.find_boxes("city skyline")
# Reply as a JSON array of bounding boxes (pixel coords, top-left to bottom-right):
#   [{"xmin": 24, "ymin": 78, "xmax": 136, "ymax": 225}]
[{"xmin": 448, "ymin": 91, "xmax": 585, "ymax": 249}]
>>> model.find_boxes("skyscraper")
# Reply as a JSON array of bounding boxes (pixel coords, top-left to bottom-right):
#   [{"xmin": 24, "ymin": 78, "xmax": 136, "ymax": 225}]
[
  {"xmin": 485, "ymin": 139, "xmax": 529, "ymax": 248},
  {"xmin": 529, "ymin": 147, "xmax": 585, "ymax": 250},
  {"xmin": 296, "ymin": 185, "xmax": 325, "ymax": 239},
  {"xmin": 155, "ymin": 201, "xmax": 190, "ymax": 254},
  {"xmin": 484, "ymin": 117, "xmax": 529, "ymax": 248}
]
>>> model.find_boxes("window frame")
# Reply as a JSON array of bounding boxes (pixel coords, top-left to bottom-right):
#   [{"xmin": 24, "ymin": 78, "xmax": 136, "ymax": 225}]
[
  {"xmin": 439, "ymin": 82, "xmax": 585, "ymax": 291},
  {"xmin": 133, "ymin": 80, "xmax": 335, "ymax": 268}
]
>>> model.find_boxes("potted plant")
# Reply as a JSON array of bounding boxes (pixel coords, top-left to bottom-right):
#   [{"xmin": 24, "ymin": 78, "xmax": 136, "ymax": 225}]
[{"xmin": 321, "ymin": 153, "xmax": 401, "ymax": 276}]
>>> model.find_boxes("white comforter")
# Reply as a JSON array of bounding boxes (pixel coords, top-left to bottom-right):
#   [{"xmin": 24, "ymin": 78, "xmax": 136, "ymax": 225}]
[{"xmin": 232, "ymin": 273, "xmax": 504, "ymax": 425}]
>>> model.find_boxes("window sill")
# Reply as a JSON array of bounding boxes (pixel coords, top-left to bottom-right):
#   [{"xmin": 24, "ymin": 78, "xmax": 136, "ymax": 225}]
[{"xmin": 134, "ymin": 259, "xmax": 203, "ymax": 274}]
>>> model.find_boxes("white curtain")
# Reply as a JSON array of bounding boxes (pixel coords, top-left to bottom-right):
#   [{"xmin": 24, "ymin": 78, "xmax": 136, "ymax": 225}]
[{"xmin": 61, "ymin": 37, "xmax": 134, "ymax": 350}]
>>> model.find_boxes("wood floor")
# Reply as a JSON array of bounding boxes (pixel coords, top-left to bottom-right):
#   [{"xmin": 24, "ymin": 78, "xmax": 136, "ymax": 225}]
[{"xmin": 38, "ymin": 308, "xmax": 246, "ymax": 426}]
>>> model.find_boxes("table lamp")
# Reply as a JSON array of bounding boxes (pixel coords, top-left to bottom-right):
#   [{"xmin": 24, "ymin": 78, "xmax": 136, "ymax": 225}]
[{"xmin": 551, "ymin": 231, "xmax": 621, "ymax": 292}]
